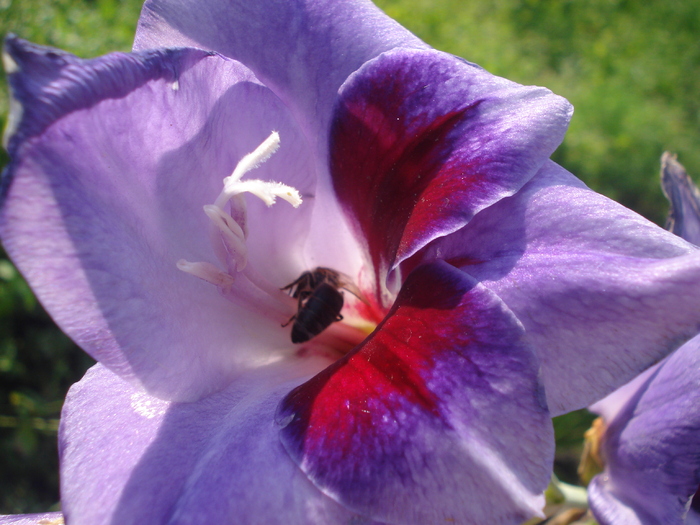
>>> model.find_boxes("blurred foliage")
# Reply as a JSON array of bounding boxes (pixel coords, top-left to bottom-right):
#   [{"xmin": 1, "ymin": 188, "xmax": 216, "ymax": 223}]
[
  {"xmin": 0, "ymin": 0, "xmax": 697, "ymax": 515},
  {"xmin": 552, "ymin": 409, "xmax": 597, "ymax": 485}
]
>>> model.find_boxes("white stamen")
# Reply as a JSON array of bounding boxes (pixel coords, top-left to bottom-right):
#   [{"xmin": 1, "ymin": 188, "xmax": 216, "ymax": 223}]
[
  {"xmin": 203, "ymin": 204, "xmax": 248, "ymax": 271},
  {"xmin": 228, "ymin": 131, "xmax": 281, "ymax": 183},
  {"xmin": 177, "ymin": 131, "xmax": 302, "ymax": 321},
  {"xmin": 177, "ymin": 260, "xmax": 235, "ymax": 289},
  {"xmin": 203, "ymin": 204, "xmax": 245, "ymax": 240}
]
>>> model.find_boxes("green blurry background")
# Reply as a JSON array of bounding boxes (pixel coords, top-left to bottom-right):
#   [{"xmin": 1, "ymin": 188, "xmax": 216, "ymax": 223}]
[{"xmin": 0, "ymin": 0, "xmax": 698, "ymax": 514}]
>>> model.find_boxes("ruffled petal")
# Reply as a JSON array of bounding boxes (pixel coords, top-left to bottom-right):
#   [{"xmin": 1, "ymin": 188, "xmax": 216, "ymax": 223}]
[
  {"xmin": 423, "ymin": 160, "xmax": 700, "ymax": 415},
  {"xmin": 662, "ymin": 151, "xmax": 700, "ymax": 246},
  {"xmin": 0, "ymin": 37, "xmax": 319, "ymax": 401},
  {"xmin": 0, "ymin": 514, "xmax": 63, "ymax": 525},
  {"xmin": 277, "ymin": 261, "xmax": 552, "ymax": 525},
  {"xmin": 59, "ymin": 362, "xmax": 382, "ymax": 525},
  {"xmin": 329, "ymin": 48, "xmax": 572, "ymax": 294},
  {"xmin": 588, "ymin": 335, "xmax": 700, "ymax": 525},
  {"xmin": 134, "ymin": 0, "xmax": 427, "ymax": 145}
]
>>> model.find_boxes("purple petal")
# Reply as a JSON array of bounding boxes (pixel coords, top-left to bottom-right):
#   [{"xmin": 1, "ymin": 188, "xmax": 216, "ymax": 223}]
[
  {"xmin": 0, "ymin": 37, "xmax": 319, "ymax": 401},
  {"xmin": 588, "ymin": 362, "xmax": 661, "ymax": 424},
  {"xmin": 0, "ymin": 514, "xmax": 63, "ymax": 525},
  {"xmin": 277, "ymin": 261, "xmax": 552, "ymax": 525},
  {"xmin": 690, "ymin": 510, "xmax": 700, "ymax": 525},
  {"xmin": 330, "ymin": 48, "xmax": 572, "ymax": 294},
  {"xmin": 134, "ymin": 0, "xmax": 427, "ymax": 146},
  {"xmin": 588, "ymin": 335, "xmax": 700, "ymax": 525},
  {"xmin": 662, "ymin": 151, "xmax": 700, "ymax": 245},
  {"xmin": 59, "ymin": 361, "xmax": 382, "ymax": 525},
  {"xmin": 422, "ymin": 160, "xmax": 700, "ymax": 415}
]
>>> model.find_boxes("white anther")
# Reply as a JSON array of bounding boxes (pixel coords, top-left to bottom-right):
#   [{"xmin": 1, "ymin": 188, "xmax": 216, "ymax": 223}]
[
  {"xmin": 177, "ymin": 260, "xmax": 236, "ymax": 289},
  {"xmin": 204, "ymin": 205, "xmax": 248, "ymax": 271},
  {"xmin": 227, "ymin": 131, "xmax": 281, "ymax": 183},
  {"xmin": 204, "ymin": 204, "xmax": 246, "ymax": 240}
]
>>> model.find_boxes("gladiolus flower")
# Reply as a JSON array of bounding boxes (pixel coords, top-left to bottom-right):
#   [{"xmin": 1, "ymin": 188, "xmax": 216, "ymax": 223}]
[{"xmin": 3, "ymin": 2, "xmax": 700, "ymax": 524}]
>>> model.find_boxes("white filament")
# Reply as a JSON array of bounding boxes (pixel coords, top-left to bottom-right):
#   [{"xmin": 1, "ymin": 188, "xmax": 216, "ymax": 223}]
[
  {"xmin": 176, "ymin": 260, "xmax": 235, "ymax": 289},
  {"xmin": 203, "ymin": 204, "xmax": 248, "ymax": 271}
]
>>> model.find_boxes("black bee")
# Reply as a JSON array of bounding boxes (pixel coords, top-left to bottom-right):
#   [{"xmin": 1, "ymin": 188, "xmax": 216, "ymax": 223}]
[{"xmin": 282, "ymin": 267, "xmax": 353, "ymax": 344}]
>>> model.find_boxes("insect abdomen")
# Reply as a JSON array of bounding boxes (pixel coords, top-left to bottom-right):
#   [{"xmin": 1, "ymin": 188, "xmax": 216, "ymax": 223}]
[{"xmin": 291, "ymin": 283, "xmax": 344, "ymax": 344}]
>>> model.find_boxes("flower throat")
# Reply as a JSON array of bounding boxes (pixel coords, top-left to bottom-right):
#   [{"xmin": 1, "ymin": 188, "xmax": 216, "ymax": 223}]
[{"xmin": 177, "ymin": 132, "xmax": 371, "ymax": 350}]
